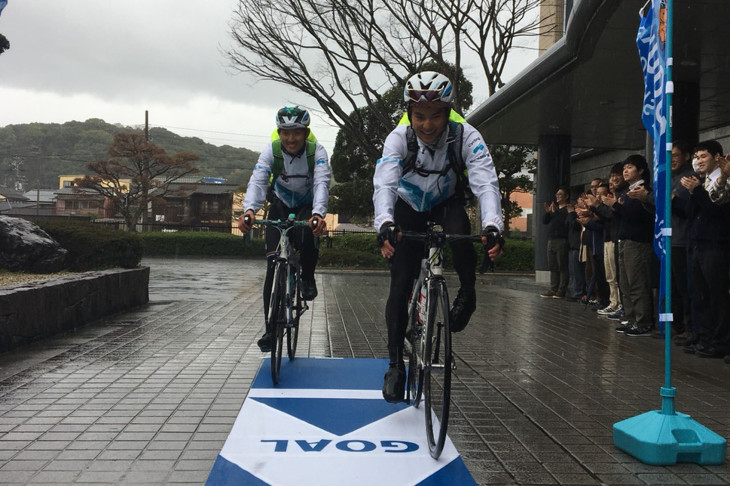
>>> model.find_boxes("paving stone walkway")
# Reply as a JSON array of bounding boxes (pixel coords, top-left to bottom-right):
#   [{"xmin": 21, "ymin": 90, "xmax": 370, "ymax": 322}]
[{"xmin": 0, "ymin": 257, "xmax": 728, "ymax": 485}]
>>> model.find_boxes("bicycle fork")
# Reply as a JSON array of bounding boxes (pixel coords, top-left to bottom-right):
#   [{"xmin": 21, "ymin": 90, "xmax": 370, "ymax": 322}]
[{"xmin": 285, "ymin": 267, "xmax": 308, "ymax": 328}]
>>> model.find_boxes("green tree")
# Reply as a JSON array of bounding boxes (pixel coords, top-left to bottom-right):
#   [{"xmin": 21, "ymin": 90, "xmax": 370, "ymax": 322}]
[
  {"xmin": 76, "ymin": 133, "xmax": 199, "ymax": 232},
  {"xmin": 489, "ymin": 144, "xmax": 536, "ymax": 234},
  {"xmin": 329, "ymin": 66, "xmax": 473, "ymax": 221},
  {"xmin": 0, "ymin": 33, "xmax": 8, "ymax": 56}
]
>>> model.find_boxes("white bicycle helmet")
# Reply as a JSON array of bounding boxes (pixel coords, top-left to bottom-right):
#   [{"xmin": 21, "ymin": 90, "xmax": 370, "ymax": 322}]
[
  {"xmin": 276, "ymin": 106, "xmax": 311, "ymax": 129},
  {"xmin": 403, "ymin": 71, "xmax": 454, "ymax": 104}
]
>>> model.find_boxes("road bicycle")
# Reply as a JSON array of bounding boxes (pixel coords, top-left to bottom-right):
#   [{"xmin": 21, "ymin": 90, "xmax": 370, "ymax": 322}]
[
  {"xmin": 245, "ymin": 214, "xmax": 315, "ymax": 384},
  {"xmin": 402, "ymin": 223, "xmax": 481, "ymax": 459}
]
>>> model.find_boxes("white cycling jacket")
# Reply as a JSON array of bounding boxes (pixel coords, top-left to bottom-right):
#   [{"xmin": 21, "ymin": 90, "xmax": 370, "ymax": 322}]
[
  {"xmin": 243, "ymin": 141, "xmax": 331, "ymax": 217},
  {"xmin": 372, "ymin": 123, "xmax": 503, "ymax": 232}
]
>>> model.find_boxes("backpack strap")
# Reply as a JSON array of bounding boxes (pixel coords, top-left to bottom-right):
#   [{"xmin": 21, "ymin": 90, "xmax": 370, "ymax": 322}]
[
  {"xmin": 402, "ymin": 126, "xmax": 420, "ymax": 174},
  {"xmin": 447, "ymin": 121, "xmax": 467, "ymax": 186},
  {"xmin": 402, "ymin": 122, "xmax": 465, "ymax": 180},
  {"xmin": 305, "ymin": 140, "xmax": 316, "ymax": 173},
  {"xmin": 401, "ymin": 122, "xmax": 472, "ymax": 201},
  {"xmin": 402, "ymin": 126, "xmax": 449, "ymax": 177},
  {"xmin": 271, "ymin": 139, "xmax": 284, "ymax": 181},
  {"xmin": 270, "ymin": 139, "xmax": 316, "ymax": 182},
  {"xmin": 446, "ymin": 121, "xmax": 474, "ymax": 202}
]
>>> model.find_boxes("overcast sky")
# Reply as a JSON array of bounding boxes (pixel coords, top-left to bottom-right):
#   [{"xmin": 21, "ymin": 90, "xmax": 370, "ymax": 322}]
[
  {"xmin": 0, "ymin": 0, "xmax": 341, "ymax": 152},
  {"xmin": 0, "ymin": 1, "xmax": 537, "ymax": 155}
]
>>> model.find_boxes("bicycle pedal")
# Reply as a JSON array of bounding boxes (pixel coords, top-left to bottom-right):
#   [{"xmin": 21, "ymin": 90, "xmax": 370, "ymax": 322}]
[{"xmin": 430, "ymin": 362, "xmax": 446, "ymax": 369}]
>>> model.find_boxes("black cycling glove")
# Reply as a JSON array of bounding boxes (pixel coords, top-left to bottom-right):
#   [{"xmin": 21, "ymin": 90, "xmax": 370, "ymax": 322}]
[
  {"xmin": 482, "ymin": 227, "xmax": 505, "ymax": 251},
  {"xmin": 377, "ymin": 223, "xmax": 399, "ymax": 248}
]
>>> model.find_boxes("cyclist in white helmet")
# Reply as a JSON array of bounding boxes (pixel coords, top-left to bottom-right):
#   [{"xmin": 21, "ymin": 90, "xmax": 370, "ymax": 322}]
[
  {"xmin": 373, "ymin": 71, "xmax": 504, "ymax": 402},
  {"xmin": 239, "ymin": 106, "xmax": 331, "ymax": 352}
]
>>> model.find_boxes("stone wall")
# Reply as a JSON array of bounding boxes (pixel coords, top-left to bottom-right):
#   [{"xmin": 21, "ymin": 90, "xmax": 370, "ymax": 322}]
[{"xmin": 0, "ymin": 267, "xmax": 149, "ymax": 352}]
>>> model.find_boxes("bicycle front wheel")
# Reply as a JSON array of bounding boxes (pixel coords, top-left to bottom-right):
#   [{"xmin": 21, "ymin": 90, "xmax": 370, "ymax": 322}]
[
  {"xmin": 423, "ymin": 279, "xmax": 452, "ymax": 459},
  {"xmin": 286, "ymin": 268, "xmax": 300, "ymax": 360},
  {"xmin": 268, "ymin": 262, "xmax": 286, "ymax": 384}
]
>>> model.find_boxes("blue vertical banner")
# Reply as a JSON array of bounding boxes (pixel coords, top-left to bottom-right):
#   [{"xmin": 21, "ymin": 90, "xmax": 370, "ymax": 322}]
[
  {"xmin": 637, "ymin": 0, "xmax": 669, "ymax": 327},
  {"xmin": 637, "ymin": 0, "xmax": 668, "ymax": 258},
  {"xmin": 0, "ymin": 0, "xmax": 8, "ymax": 18}
]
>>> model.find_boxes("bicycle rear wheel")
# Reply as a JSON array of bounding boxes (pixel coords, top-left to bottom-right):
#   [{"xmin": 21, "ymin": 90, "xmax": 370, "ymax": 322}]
[
  {"xmin": 423, "ymin": 279, "xmax": 452, "ymax": 459},
  {"xmin": 269, "ymin": 262, "xmax": 286, "ymax": 384},
  {"xmin": 286, "ymin": 268, "xmax": 300, "ymax": 360},
  {"xmin": 406, "ymin": 282, "xmax": 425, "ymax": 407}
]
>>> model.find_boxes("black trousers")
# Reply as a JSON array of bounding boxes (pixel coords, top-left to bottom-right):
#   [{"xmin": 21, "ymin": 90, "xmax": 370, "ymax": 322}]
[
  {"xmin": 669, "ymin": 245, "xmax": 691, "ymax": 334},
  {"xmin": 384, "ymin": 197, "xmax": 476, "ymax": 362},
  {"xmin": 263, "ymin": 198, "xmax": 318, "ymax": 325},
  {"xmin": 691, "ymin": 243, "xmax": 730, "ymax": 352}
]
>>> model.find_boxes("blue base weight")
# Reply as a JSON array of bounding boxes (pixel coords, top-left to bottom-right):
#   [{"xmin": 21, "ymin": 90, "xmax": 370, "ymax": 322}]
[{"xmin": 613, "ymin": 410, "xmax": 727, "ymax": 465}]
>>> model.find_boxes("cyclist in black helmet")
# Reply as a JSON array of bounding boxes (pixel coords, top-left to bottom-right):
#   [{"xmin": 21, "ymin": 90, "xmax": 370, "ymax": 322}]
[{"xmin": 238, "ymin": 106, "xmax": 331, "ymax": 352}]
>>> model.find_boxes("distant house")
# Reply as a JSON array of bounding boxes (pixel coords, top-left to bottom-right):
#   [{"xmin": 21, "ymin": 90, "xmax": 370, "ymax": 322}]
[
  {"xmin": 0, "ymin": 187, "xmax": 31, "ymax": 214},
  {"xmin": 9, "ymin": 189, "xmax": 58, "ymax": 216},
  {"xmin": 52, "ymin": 175, "xmax": 126, "ymax": 219},
  {"xmin": 53, "ymin": 186, "xmax": 111, "ymax": 218},
  {"xmin": 48, "ymin": 175, "xmax": 239, "ymax": 231},
  {"xmin": 149, "ymin": 180, "xmax": 239, "ymax": 231},
  {"xmin": 510, "ymin": 189, "xmax": 533, "ymax": 237}
]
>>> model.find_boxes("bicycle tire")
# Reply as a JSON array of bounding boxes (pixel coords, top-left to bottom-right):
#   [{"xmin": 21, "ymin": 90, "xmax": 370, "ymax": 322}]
[
  {"xmin": 406, "ymin": 281, "xmax": 425, "ymax": 407},
  {"xmin": 286, "ymin": 266, "xmax": 300, "ymax": 360},
  {"xmin": 423, "ymin": 279, "xmax": 452, "ymax": 459},
  {"xmin": 269, "ymin": 262, "xmax": 286, "ymax": 384}
]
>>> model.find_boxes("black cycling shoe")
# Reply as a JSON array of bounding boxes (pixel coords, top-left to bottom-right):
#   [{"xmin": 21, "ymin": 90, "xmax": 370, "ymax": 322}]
[
  {"xmin": 302, "ymin": 279, "xmax": 318, "ymax": 300},
  {"xmin": 450, "ymin": 287, "xmax": 476, "ymax": 333},
  {"xmin": 257, "ymin": 332, "xmax": 273, "ymax": 352},
  {"xmin": 382, "ymin": 363, "xmax": 406, "ymax": 403}
]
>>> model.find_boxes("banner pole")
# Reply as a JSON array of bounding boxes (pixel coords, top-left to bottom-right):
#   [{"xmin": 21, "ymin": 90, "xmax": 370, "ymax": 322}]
[{"xmin": 612, "ymin": 0, "xmax": 726, "ymax": 465}]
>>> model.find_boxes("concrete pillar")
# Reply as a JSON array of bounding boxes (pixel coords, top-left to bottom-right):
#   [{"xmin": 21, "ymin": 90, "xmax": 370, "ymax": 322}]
[
  {"xmin": 672, "ymin": 81, "xmax": 700, "ymax": 147},
  {"xmin": 534, "ymin": 134, "xmax": 572, "ymax": 284}
]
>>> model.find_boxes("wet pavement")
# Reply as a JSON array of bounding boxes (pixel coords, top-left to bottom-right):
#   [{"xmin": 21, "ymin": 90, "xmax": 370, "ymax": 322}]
[{"xmin": 0, "ymin": 256, "xmax": 728, "ymax": 485}]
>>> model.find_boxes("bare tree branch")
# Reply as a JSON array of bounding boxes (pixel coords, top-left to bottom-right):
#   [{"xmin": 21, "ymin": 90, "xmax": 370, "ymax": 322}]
[{"xmin": 226, "ymin": 0, "xmax": 542, "ymax": 155}]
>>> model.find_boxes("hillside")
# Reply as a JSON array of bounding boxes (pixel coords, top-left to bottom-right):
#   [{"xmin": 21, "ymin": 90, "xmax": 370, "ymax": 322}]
[{"xmin": 0, "ymin": 119, "xmax": 260, "ymax": 190}]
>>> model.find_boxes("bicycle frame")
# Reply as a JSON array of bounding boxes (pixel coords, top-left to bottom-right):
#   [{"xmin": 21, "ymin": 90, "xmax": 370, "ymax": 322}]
[
  {"xmin": 253, "ymin": 215, "xmax": 310, "ymax": 383},
  {"xmin": 258, "ymin": 216, "xmax": 310, "ymax": 326},
  {"xmin": 402, "ymin": 223, "xmax": 481, "ymax": 459},
  {"xmin": 273, "ymin": 223, "xmax": 299, "ymax": 329},
  {"xmin": 404, "ymin": 224, "xmax": 448, "ymax": 403}
]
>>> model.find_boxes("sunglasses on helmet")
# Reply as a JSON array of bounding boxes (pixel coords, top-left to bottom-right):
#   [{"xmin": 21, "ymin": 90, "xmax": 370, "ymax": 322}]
[{"xmin": 406, "ymin": 88, "xmax": 445, "ymax": 103}]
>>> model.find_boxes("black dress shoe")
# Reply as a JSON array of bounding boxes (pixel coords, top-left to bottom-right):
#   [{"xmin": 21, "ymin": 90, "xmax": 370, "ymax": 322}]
[
  {"xmin": 682, "ymin": 343, "xmax": 697, "ymax": 354},
  {"xmin": 674, "ymin": 334, "xmax": 697, "ymax": 347},
  {"xmin": 697, "ymin": 346, "xmax": 726, "ymax": 359}
]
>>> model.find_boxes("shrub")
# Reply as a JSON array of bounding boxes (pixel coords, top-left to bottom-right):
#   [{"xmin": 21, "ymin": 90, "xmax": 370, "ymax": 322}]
[
  {"xmin": 318, "ymin": 233, "xmax": 534, "ymax": 272},
  {"xmin": 318, "ymin": 247, "xmax": 388, "ymax": 269},
  {"xmin": 32, "ymin": 218, "xmax": 143, "ymax": 270},
  {"xmin": 141, "ymin": 231, "xmax": 264, "ymax": 257}
]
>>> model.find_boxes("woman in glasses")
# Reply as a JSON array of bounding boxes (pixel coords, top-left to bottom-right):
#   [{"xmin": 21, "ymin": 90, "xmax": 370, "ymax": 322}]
[{"xmin": 373, "ymin": 71, "xmax": 504, "ymax": 403}]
